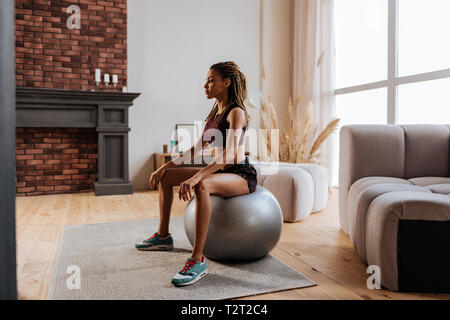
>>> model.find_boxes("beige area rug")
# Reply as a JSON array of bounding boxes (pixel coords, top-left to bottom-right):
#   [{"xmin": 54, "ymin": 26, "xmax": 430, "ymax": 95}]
[{"xmin": 48, "ymin": 217, "xmax": 316, "ymax": 300}]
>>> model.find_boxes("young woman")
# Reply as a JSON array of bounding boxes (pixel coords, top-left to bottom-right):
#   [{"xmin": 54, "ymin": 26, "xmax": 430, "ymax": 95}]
[{"xmin": 135, "ymin": 61, "xmax": 258, "ymax": 286}]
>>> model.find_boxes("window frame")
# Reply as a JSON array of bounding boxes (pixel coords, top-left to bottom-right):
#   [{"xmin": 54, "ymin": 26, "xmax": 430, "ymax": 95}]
[{"xmin": 334, "ymin": 0, "xmax": 450, "ymax": 124}]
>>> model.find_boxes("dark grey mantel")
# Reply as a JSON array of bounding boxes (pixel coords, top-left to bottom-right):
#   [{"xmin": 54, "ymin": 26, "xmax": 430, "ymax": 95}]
[{"xmin": 16, "ymin": 87, "xmax": 141, "ymax": 196}]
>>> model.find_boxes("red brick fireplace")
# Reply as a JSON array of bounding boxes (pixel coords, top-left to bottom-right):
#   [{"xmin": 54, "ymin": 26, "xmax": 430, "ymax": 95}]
[
  {"xmin": 16, "ymin": 127, "xmax": 98, "ymax": 196},
  {"xmin": 15, "ymin": 0, "xmax": 139, "ymax": 197}
]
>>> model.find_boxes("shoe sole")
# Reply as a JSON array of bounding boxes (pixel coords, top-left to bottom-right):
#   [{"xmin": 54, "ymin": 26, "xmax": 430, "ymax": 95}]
[
  {"xmin": 136, "ymin": 244, "xmax": 174, "ymax": 251},
  {"xmin": 173, "ymin": 269, "xmax": 208, "ymax": 286}
]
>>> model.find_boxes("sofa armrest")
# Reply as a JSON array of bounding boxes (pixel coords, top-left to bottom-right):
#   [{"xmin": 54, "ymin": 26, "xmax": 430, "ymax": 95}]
[{"xmin": 338, "ymin": 125, "xmax": 405, "ymax": 233}]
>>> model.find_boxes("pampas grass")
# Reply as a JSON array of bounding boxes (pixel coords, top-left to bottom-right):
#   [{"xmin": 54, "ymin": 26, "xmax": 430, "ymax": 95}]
[
  {"xmin": 266, "ymin": 99, "xmax": 339, "ymax": 164},
  {"xmin": 257, "ymin": 96, "xmax": 280, "ymax": 162},
  {"xmin": 309, "ymin": 118, "xmax": 340, "ymax": 159},
  {"xmin": 255, "ymin": 57, "xmax": 339, "ymax": 165}
]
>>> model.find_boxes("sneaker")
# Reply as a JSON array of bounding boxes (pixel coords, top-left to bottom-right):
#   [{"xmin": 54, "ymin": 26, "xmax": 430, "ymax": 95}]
[
  {"xmin": 135, "ymin": 232, "xmax": 174, "ymax": 251},
  {"xmin": 171, "ymin": 256, "xmax": 208, "ymax": 286}
]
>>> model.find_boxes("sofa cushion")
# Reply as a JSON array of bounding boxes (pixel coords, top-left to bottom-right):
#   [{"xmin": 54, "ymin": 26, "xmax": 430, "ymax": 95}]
[
  {"xmin": 347, "ymin": 178, "xmax": 430, "ymax": 263},
  {"xmin": 401, "ymin": 125, "xmax": 450, "ymax": 179},
  {"xmin": 409, "ymin": 176, "xmax": 450, "ymax": 187},
  {"xmin": 425, "ymin": 184, "xmax": 450, "ymax": 195},
  {"xmin": 343, "ymin": 177, "xmax": 411, "ymax": 236},
  {"xmin": 348, "ymin": 176, "xmax": 412, "ymax": 191}
]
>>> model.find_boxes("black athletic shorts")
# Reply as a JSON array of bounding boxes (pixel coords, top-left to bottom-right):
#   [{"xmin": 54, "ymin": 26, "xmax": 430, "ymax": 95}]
[{"xmin": 213, "ymin": 156, "xmax": 257, "ymax": 193}]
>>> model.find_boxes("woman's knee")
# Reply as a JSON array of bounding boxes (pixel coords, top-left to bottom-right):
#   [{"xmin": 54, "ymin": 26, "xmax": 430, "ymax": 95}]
[
  {"xmin": 194, "ymin": 179, "xmax": 209, "ymax": 195},
  {"xmin": 159, "ymin": 175, "xmax": 172, "ymax": 190}
]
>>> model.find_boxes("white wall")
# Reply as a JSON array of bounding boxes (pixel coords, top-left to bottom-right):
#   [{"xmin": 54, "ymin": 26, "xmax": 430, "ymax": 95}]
[{"xmin": 128, "ymin": 0, "xmax": 261, "ymax": 190}]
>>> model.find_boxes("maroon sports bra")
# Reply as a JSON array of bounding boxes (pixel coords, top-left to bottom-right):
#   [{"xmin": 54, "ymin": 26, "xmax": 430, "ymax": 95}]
[{"xmin": 203, "ymin": 104, "xmax": 247, "ymax": 148}]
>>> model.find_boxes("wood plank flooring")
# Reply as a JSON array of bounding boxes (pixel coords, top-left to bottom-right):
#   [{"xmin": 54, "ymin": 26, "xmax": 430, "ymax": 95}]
[{"xmin": 15, "ymin": 188, "xmax": 449, "ymax": 300}]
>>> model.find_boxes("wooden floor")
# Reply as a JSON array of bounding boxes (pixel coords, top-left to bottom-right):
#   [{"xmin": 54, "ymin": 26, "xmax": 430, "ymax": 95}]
[{"xmin": 16, "ymin": 188, "xmax": 449, "ymax": 300}]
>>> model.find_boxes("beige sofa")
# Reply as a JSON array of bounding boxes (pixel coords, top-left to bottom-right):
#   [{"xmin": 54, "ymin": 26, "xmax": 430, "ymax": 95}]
[{"xmin": 339, "ymin": 124, "xmax": 450, "ymax": 292}]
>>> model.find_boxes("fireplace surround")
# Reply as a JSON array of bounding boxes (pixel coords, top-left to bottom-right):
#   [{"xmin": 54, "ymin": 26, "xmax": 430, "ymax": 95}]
[{"xmin": 16, "ymin": 87, "xmax": 140, "ymax": 196}]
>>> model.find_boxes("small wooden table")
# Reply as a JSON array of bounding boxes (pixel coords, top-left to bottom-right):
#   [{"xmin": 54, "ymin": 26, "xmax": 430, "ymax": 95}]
[{"xmin": 154, "ymin": 153, "xmax": 207, "ymax": 171}]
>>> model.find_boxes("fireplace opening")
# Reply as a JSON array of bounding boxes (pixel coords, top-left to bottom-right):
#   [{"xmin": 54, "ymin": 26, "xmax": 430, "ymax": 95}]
[{"xmin": 16, "ymin": 127, "xmax": 98, "ymax": 197}]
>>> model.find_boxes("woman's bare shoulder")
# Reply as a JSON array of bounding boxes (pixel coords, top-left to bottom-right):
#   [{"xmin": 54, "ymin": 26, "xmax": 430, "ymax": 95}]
[
  {"xmin": 227, "ymin": 105, "xmax": 245, "ymax": 118},
  {"xmin": 226, "ymin": 106, "xmax": 245, "ymax": 127}
]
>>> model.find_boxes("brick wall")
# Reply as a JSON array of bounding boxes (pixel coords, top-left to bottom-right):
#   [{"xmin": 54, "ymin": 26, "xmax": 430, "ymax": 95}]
[
  {"xmin": 15, "ymin": 0, "xmax": 128, "ymax": 196},
  {"xmin": 16, "ymin": 128, "xmax": 98, "ymax": 196},
  {"xmin": 15, "ymin": 0, "xmax": 127, "ymax": 91}
]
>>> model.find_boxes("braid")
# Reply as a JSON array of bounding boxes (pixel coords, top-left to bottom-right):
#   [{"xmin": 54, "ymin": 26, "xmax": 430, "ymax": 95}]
[{"xmin": 205, "ymin": 61, "xmax": 251, "ymax": 126}]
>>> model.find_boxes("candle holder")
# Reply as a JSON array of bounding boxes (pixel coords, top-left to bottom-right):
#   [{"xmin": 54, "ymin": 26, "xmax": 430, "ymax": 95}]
[
  {"xmin": 95, "ymin": 68, "xmax": 101, "ymax": 92},
  {"xmin": 104, "ymin": 73, "xmax": 110, "ymax": 92},
  {"xmin": 112, "ymin": 74, "xmax": 118, "ymax": 92}
]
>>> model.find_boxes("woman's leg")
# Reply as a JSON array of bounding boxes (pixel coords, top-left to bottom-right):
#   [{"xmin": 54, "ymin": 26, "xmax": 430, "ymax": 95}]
[
  {"xmin": 191, "ymin": 173, "xmax": 250, "ymax": 261},
  {"xmin": 157, "ymin": 167, "xmax": 202, "ymax": 237}
]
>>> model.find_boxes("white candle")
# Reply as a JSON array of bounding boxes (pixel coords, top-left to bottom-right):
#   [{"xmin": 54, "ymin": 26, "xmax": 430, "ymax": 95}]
[
  {"xmin": 112, "ymin": 74, "xmax": 118, "ymax": 84},
  {"xmin": 95, "ymin": 69, "xmax": 101, "ymax": 82},
  {"xmin": 104, "ymin": 73, "xmax": 110, "ymax": 83}
]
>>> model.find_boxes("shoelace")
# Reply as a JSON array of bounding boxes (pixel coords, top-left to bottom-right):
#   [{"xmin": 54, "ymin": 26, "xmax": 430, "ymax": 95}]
[
  {"xmin": 181, "ymin": 259, "xmax": 197, "ymax": 273},
  {"xmin": 145, "ymin": 233, "xmax": 158, "ymax": 241}
]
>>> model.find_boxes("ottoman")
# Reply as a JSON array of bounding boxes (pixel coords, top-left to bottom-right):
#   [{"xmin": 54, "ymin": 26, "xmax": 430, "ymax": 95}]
[{"xmin": 252, "ymin": 161, "xmax": 329, "ymax": 222}]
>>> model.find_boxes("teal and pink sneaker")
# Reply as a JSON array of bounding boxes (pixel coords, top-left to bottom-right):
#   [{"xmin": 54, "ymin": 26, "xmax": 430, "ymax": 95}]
[
  {"xmin": 135, "ymin": 232, "xmax": 174, "ymax": 251},
  {"xmin": 171, "ymin": 256, "xmax": 208, "ymax": 286}
]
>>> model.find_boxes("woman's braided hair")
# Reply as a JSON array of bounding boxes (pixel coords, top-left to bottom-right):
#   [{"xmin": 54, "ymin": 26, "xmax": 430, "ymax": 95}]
[{"xmin": 205, "ymin": 61, "xmax": 251, "ymax": 127}]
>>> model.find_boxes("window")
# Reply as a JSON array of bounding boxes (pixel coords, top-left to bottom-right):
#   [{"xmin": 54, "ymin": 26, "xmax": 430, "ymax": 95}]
[
  {"xmin": 333, "ymin": 0, "xmax": 450, "ymax": 186},
  {"xmin": 398, "ymin": 78, "xmax": 450, "ymax": 124},
  {"xmin": 398, "ymin": 0, "xmax": 450, "ymax": 76},
  {"xmin": 335, "ymin": 0, "xmax": 388, "ymax": 88}
]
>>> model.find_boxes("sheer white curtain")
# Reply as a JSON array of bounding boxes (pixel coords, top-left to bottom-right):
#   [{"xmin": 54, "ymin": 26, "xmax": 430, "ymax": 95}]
[{"xmin": 292, "ymin": 0, "xmax": 336, "ymax": 186}]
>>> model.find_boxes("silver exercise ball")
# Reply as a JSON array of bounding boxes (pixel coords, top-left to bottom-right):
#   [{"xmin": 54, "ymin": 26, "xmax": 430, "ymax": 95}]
[{"xmin": 184, "ymin": 186, "xmax": 283, "ymax": 262}]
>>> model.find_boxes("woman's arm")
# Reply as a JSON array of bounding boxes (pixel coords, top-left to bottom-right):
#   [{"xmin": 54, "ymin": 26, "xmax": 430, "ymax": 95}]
[
  {"xmin": 150, "ymin": 129, "xmax": 211, "ymax": 190},
  {"xmin": 177, "ymin": 108, "xmax": 246, "ymax": 201}
]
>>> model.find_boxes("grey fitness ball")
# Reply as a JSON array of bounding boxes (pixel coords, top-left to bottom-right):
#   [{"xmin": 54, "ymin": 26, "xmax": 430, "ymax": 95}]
[{"xmin": 184, "ymin": 186, "xmax": 283, "ymax": 262}]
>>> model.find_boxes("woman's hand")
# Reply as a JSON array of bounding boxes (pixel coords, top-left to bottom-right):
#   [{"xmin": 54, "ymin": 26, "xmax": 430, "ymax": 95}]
[
  {"xmin": 149, "ymin": 167, "xmax": 166, "ymax": 190},
  {"xmin": 179, "ymin": 176, "xmax": 201, "ymax": 202}
]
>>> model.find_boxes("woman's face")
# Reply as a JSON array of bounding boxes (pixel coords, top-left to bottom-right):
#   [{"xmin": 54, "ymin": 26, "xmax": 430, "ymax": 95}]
[{"xmin": 204, "ymin": 69, "xmax": 230, "ymax": 100}]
